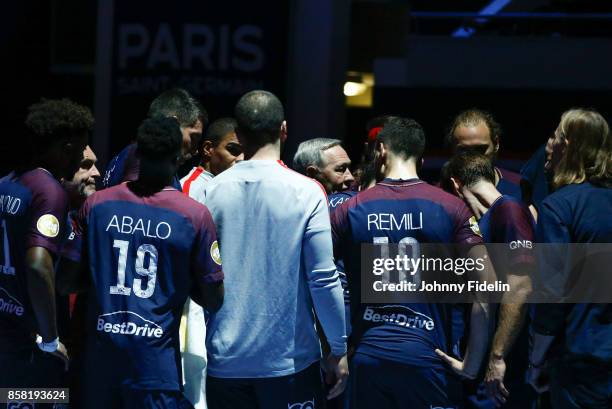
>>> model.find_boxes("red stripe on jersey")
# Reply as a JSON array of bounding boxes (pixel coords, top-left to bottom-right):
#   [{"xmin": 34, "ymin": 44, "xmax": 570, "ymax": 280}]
[
  {"xmin": 276, "ymin": 160, "xmax": 328, "ymax": 200},
  {"xmin": 182, "ymin": 167, "xmax": 204, "ymax": 196}
]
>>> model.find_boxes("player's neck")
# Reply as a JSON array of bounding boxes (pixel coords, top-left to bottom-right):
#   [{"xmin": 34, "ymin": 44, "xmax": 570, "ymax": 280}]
[
  {"xmin": 245, "ymin": 141, "xmax": 281, "ymax": 161},
  {"xmin": 384, "ymin": 157, "xmax": 419, "ymax": 180},
  {"xmin": 469, "ymin": 181, "xmax": 502, "ymax": 209}
]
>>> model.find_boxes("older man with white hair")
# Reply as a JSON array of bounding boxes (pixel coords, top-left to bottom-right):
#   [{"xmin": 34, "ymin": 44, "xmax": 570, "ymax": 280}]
[{"xmin": 293, "ymin": 138, "xmax": 355, "ymax": 194}]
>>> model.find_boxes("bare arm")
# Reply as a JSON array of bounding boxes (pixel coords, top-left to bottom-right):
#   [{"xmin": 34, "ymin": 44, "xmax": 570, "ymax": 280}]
[
  {"xmin": 25, "ymin": 246, "xmax": 58, "ymax": 341},
  {"xmin": 436, "ymin": 244, "xmax": 493, "ymax": 379}
]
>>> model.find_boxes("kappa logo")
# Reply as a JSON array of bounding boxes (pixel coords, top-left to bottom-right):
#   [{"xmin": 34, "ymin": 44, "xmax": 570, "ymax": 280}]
[
  {"xmin": 288, "ymin": 399, "xmax": 315, "ymax": 409},
  {"xmin": 0, "ymin": 286, "xmax": 24, "ymax": 316},
  {"xmin": 97, "ymin": 310, "xmax": 163, "ymax": 338},
  {"xmin": 363, "ymin": 305, "xmax": 435, "ymax": 331}
]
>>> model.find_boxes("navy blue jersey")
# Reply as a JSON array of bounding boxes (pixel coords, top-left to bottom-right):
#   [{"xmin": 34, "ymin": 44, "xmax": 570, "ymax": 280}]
[
  {"xmin": 103, "ymin": 143, "xmax": 181, "ymax": 190},
  {"xmin": 534, "ymin": 182, "xmax": 612, "ymax": 363},
  {"xmin": 77, "ymin": 182, "xmax": 223, "ymax": 390},
  {"xmin": 520, "ymin": 145, "xmax": 549, "ymax": 210},
  {"xmin": 0, "ymin": 169, "xmax": 68, "ymax": 349},
  {"xmin": 331, "ymin": 178, "xmax": 483, "ymax": 366},
  {"xmin": 328, "ymin": 190, "xmax": 358, "ymax": 213}
]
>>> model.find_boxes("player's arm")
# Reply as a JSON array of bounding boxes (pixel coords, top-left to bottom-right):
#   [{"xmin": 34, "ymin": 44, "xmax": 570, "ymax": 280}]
[
  {"xmin": 191, "ymin": 208, "xmax": 224, "ymax": 312},
  {"xmin": 436, "ymin": 209, "xmax": 494, "ymax": 379},
  {"xmin": 485, "ymin": 204, "xmax": 535, "ymax": 403},
  {"xmin": 305, "ymin": 191, "xmax": 348, "ymax": 399},
  {"xmin": 25, "ymin": 247, "xmax": 59, "ymax": 342},
  {"xmin": 437, "ymin": 244, "xmax": 493, "ymax": 379}
]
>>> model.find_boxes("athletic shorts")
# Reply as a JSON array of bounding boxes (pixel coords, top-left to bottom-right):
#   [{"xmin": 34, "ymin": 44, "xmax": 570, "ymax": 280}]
[
  {"xmin": 206, "ymin": 362, "xmax": 323, "ymax": 409},
  {"xmin": 349, "ymin": 352, "xmax": 462, "ymax": 409}
]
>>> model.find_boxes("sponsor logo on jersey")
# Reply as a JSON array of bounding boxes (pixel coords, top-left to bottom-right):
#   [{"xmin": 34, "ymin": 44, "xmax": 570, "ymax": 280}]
[
  {"xmin": 0, "ymin": 287, "xmax": 24, "ymax": 317},
  {"xmin": 287, "ymin": 399, "xmax": 315, "ymax": 409},
  {"xmin": 211, "ymin": 240, "xmax": 221, "ymax": 265},
  {"xmin": 36, "ymin": 214, "xmax": 60, "ymax": 238},
  {"xmin": 509, "ymin": 240, "xmax": 533, "ymax": 250},
  {"xmin": 97, "ymin": 310, "xmax": 163, "ymax": 338},
  {"xmin": 468, "ymin": 216, "xmax": 482, "ymax": 237},
  {"xmin": 362, "ymin": 305, "xmax": 434, "ymax": 331}
]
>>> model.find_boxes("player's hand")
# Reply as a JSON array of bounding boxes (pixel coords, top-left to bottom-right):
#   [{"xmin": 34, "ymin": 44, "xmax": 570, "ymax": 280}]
[
  {"xmin": 49, "ymin": 341, "xmax": 70, "ymax": 371},
  {"xmin": 527, "ymin": 362, "xmax": 549, "ymax": 393},
  {"xmin": 324, "ymin": 353, "xmax": 349, "ymax": 400},
  {"xmin": 485, "ymin": 356, "xmax": 509, "ymax": 407},
  {"xmin": 435, "ymin": 349, "xmax": 478, "ymax": 380}
]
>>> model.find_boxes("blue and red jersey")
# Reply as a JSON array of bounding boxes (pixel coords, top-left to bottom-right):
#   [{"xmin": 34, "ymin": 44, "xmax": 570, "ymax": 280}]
[
  {"xmin": 331, "ymin": 178, "xmax": 482, "ymax": 366},
  {"xmin": 0, "ymin": 169, "xmax": 68, "ymax": 349},
  {"xmin": 76, "ymin": 182, "xmax": 223, "ymax": 390},
  {"xmin": 479, "ymin": 194, "xmax": 535, "ymax": 275}
]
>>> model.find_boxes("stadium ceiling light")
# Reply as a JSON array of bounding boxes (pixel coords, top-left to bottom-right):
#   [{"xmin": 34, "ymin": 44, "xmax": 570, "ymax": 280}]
[{"xmin": 344, "ymin": 81, "xmax": 368, "ymax": 97}]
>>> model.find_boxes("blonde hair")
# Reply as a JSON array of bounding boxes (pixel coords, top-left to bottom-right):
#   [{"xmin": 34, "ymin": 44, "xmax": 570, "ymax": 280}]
[{"xmin": 553, "ymin": 108, "xmax": 612, "ymax": 189}]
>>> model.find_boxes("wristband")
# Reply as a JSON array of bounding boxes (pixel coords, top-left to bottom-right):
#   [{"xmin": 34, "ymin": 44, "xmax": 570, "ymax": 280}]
[{"xmin": 36, "ymin": 336, "xmax": 59, "ymax": 352}]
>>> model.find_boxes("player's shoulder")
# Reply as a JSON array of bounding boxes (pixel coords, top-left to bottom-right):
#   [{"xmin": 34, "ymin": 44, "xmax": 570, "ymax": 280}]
[
  {"xmin": 328, "ymin": 190, "xmax": 358, "ymax": 210},
  {"xmin": 497, "ymin": 166, "xmax": 521, "ymax": 185},
  {"xmin": 409, "ymin": 180, "xmax": 468, "ymax": 212},
  {"xmin": 491, "ymin": 195, "xmax": 531, "ymax": 220},
  {"xmin": 19, "ymin": 168, "xmax": 65, "ymax": 198},
  {"xmin": 277, "ymin": 160, "xmax": 326, "ymax": 192}
]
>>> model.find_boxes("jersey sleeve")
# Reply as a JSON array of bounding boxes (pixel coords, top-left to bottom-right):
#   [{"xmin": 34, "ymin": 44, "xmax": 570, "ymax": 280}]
[
  {"xmin": 493, "ymin": 201, "xmax": 535, "ymax": 266},
  {"xmin": 191, "ymin": 206, "xmax": 224, "ymax": 285},
  {"xmin": 26, "ymin": 180, "xmax": 69, "ymax": 255},
  {"xmin": 304, "ymin": 188, "xmax": 347, "ymax": 357},
  {"xmin": 532, "ymin": 198, "xmax": 571, "ymax": 336},
  {"xmin": 453, "ymin": 203, "xmax": 484, "ymax": 245}
]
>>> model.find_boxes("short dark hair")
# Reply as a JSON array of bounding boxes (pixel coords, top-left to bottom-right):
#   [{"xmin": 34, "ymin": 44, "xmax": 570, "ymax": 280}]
[
  {"xmin": 446, "ymin": 109, "xmax": 501, "ymax": 148},
  {"xmin": 204, "ymin": 117, "xmax": 238, "ymax": 147},
  {"xmin": 25, "ymin": 98, "xmax": 94, "ymax": 151},
  {"xmin": 136, "ymin": 117, "xmax": 182, "ymax": 160},
  {"xmin": 366, "ymin": 115, "xmax": 402, "ymax": 133},
  {"xmin": 148, "ymin": 88, "xmax": 208, "ymax": 128},
  {"xmin": 376, "ymin": 118, "xmax": 426, "ymax": 160},
  {"xmin": 447, "ymin": 152, "xmax": 496, "ymax": 187},
  {"xmin": 234, "ymin": 90, "xmax": 284, "ymax": 147}
]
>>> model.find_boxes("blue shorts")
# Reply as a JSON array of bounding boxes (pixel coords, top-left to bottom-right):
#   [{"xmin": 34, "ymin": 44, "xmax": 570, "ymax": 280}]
[
  {"xmin": 206, "ymin": 362, "xmax": 323, "ymax": 409},
  {"xmin": 349, "ymin": 352, "xmax": 462, "ymax": 409}
]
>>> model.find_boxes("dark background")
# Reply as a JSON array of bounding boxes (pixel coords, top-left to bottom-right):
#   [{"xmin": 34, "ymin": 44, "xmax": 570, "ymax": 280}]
[{"xmin": 2, "ymin": 0, "xmax": 612, "ymax": 178}]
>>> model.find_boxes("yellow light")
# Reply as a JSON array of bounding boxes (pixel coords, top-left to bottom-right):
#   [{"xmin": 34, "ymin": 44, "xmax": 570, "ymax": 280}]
[{"xmin": 343, "ymin": 81, "xmax": 367, "ymax": 97}]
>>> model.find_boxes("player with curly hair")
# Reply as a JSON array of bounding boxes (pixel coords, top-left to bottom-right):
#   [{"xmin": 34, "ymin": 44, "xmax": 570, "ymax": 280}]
[{"xmin": 0, "ymin": 98, "xmax": 92, "ymax": 389}]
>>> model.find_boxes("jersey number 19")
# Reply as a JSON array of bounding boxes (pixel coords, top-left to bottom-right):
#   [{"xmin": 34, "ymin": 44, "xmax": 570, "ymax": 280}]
[{"xmin": 110, "ymin": 239, "xmax": 158, "ymax": 298}]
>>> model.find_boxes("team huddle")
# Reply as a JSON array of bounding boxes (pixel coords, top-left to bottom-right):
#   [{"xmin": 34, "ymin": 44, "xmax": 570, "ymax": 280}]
[{"xmin": 0, "ymin": 88, "xmax": 610, "ymax": 409}]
